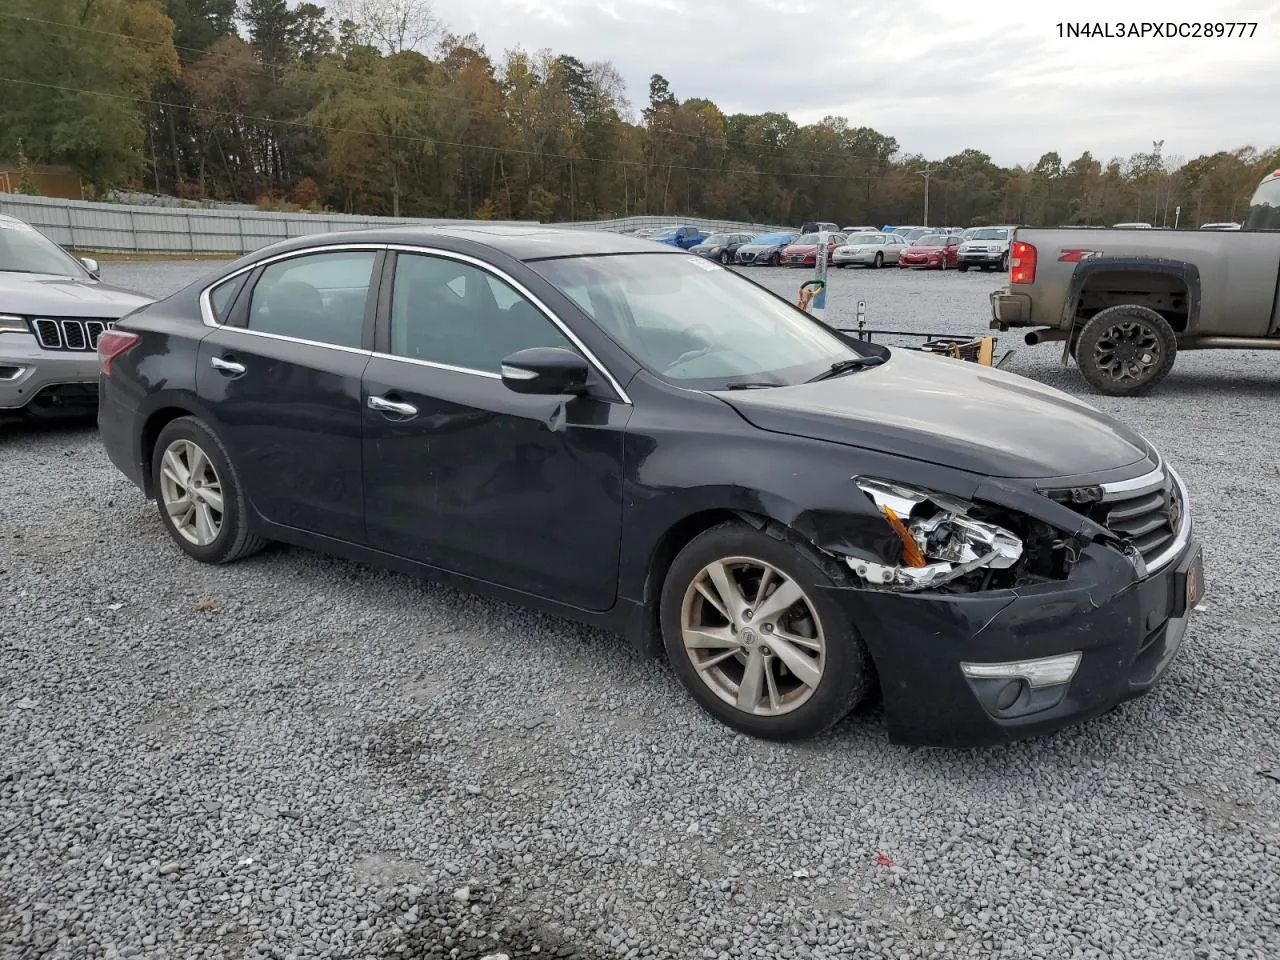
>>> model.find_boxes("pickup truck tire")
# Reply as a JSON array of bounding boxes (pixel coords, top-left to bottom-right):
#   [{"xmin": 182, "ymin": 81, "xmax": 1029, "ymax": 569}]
[
  {"xmin": 957, "ymin": 264, "xmax": 969, "ymax": 272},
  {"xmin": 999, "ymin": 252, "xmax": 1010, "ymax": 272},
  {"xmin": 1075, "ymin": 305, "xmax": 1178, "ymax": 396}
]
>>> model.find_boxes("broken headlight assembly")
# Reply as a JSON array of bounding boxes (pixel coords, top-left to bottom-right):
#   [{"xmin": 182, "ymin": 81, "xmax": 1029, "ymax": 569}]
[{"xmin": 846, "ymin": 478, "xmax": 1075, "ymax": 592}]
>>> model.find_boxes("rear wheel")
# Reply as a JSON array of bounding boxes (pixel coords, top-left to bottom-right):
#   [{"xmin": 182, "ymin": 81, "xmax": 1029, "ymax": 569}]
[
  {"xmin": 152, "ymin": 416, "xmax": 267, "ymax": 564},
  {"xmin": 660, "ymin": 522, "xmax": 872, "ymax": 741},
  {"xmin": 1074, "ymin": 305, "xmax": 1178, "ymax": 396}
]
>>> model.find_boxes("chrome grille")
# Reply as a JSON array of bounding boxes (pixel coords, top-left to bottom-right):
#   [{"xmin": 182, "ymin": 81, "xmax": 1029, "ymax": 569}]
[
  {"xmin": 31, "ymin": 317, "xmax": 113, "ymax": 352},
  {"xmin": 737, "ymin": 251, "xmax": 757, "ymax": 263},
  {"xmin": 1049, "ymin": 465, "xmax": 1188, "ymax": 574}
]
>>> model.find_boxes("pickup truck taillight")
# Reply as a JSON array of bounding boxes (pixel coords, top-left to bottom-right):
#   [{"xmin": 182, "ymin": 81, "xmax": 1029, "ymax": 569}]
[
  {"xmin": 1009, "ymin": 241, "xmax": 1036, "ymax": 284},
  {"xmin": 97, "ymin": 329, "xmax": 140, "ymax": 376}
]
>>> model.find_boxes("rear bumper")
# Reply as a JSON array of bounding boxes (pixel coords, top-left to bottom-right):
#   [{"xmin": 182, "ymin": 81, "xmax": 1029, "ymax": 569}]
[
  {"xmin": 98, "ymin": 382, "xmax": 147, "ymax": 492},
  {"xmin": 0, "ymin": 334, "xmax": 100, "ymax": 412},
  {"xmin": 989, "ymin": 289, "xmax": 1033, "ymax": 329},
  {"xmin": 829, "ymin": 537, "xmax": 1203, "ymax": 747}
]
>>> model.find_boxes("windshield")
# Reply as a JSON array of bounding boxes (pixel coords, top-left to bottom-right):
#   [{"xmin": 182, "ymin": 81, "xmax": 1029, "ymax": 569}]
[
  {"xmin": 967, "ymin": 228, "xmax": 1009, "ymax": 241},
  {"xmin": 703, "ymin": 234, "xmax": 732, "ymax": 245},
  {"xmin": 532, "ymin": 253, "xmax": 866, "ymax": 387},
  {"xmin": 792, "ymin": 233, "xmax": 822, "ymax": 245},
  {"xmin": 0, "ymin": 219, "xmax": 88, "ymax": 277},
  {"xmin": 846, "ymin": 233, "xmax": 883, "ymax": 245},
  {"xmin": 1243, "ymin": 177, "xmax": 1280, "ymax": 231},
  {"xmin": 913, "ymin": 234, "xmax": 946, "ymax": 246},
  {"xmin": 650, "ymin": 228, "xmax": 679, "ymax": 240}
]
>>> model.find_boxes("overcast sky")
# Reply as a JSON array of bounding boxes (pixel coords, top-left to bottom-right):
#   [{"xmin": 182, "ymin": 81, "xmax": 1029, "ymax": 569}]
[{"xmin": 427, "ymin": 0, "xmax": 1280, "ymax": 167}]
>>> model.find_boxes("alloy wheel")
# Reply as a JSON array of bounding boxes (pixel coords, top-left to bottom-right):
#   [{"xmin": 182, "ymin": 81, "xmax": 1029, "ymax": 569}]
[
  {"xmin": 679, "ymin": 556, "xmax": 825, "ymax": 716},
  {"xmin": 1093, "ymin": 320, "xmax": 1162, "ymax": 383},
  {"xmin": 158, "ymin": 438, "xmax": 224, "ymax": 546}
]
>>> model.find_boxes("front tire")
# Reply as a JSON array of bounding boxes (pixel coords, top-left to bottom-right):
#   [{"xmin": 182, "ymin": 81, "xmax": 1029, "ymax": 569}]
[
  {"xmin": 873, "ymin": 252, "xmax": 884, "ymax": 269},
  {"xmin": 999, "ymin": 251, "xmax": 1010, "ymax": 272},
  {"xmin": 660, "ymin": 522, "xmax": 872, "ymax": 741},
  {"xmin": 957, "ymin": 263, "xmax": 969, "ymax": 272},
  {"xmin": 1074, "ymin": 305, "xmax": 1178, "ymax": 396},
  {"xmin": 152, "ymin": 416, "xmax": 267, "ymax": 564},
  {"xmin": 719, "ymin": 250, "xmax": 731, "ymax": 265}
]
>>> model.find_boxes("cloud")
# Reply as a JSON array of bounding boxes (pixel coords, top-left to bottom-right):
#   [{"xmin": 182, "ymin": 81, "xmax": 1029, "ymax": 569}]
[{"xmin": 428, "ymin": 0, "xmax": 1280, "ymax": 165}]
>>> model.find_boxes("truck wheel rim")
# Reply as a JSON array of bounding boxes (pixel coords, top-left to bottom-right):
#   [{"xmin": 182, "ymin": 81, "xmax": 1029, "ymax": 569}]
[
  {"xmin": 159, "ymin": 439, "xmax": 224, "ymax": 546},
  {"xmin": 680, "ymin": 557, "xmax": 826, "ymax": 716},
  {"xmin": 1094, "ymin": 320, "xmax": 1161, "ymax": 382}
]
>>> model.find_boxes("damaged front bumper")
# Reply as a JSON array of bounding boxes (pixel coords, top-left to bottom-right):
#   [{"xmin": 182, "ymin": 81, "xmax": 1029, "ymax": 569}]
[{"xmin": 819, "ymin": 534, "xmax": 1203, "ymax": 746}]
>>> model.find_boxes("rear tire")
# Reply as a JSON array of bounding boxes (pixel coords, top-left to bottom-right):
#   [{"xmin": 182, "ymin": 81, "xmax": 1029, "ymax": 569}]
[
  {"xmin": 1074, "ymin": 305, "xmax": 1178, "ymax": 396},
  {"xmin": 660, "ymin": 521, "xmax": 872, "ymax": 741},
  {"xmin": 151, "ymin": 416, "xmax": 267, "ymax": 564}
]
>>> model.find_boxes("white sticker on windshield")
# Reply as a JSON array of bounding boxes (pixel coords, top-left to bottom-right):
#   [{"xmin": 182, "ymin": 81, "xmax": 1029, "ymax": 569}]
[{"xmin": 685, "ymin": 256, "xmax": 720, "ymax": 271}]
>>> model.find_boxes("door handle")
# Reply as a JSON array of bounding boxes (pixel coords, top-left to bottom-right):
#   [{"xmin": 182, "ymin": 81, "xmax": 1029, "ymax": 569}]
[
  {"xmin": 210, "ymin": 356, "xmax": 246, "ymax": 376},
  {"xmin": 368, "ymin": 395, "xmax": 418, "ymax": 418}
]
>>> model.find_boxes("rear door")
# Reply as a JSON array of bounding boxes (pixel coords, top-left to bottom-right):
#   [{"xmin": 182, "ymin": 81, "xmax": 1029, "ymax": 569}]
[
  {"xmin": 360, "ymin": 249, "xmax": 630, "ymax": 611},
  {"xmin": 196, "ymin": 246, "xmax": 381, "ymax": 543}
]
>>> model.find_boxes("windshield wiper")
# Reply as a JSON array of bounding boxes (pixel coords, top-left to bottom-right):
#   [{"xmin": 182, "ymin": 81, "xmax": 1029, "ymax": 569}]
[
  {"xmin": 724, "ymin": 381, "xmax": 780, "ymax": 390},
  {"xmin": 806, "ymin": 355, "xmax": 887, "ymax": 382}
]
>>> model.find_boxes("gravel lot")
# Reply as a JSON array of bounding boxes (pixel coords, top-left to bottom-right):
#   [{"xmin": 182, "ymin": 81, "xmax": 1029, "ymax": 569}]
[{"xmin": 2, "ymin": 259, "xmax": 1278, "ymax": 960}]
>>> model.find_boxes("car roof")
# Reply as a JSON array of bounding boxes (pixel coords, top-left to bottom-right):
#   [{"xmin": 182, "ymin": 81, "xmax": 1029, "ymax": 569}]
[{"xmin": 246, "ymin": 224, "xmax": 685, "ymax": 263}]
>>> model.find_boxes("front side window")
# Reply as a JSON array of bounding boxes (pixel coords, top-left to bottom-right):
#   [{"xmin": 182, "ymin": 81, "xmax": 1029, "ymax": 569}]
[
  {"xmin": 533, "ymin": 253, "xmax": 869, "ymax": 388},
  {"xmin": 246, "ymin": 251, "xmax": 376, "ymax": 348},
  {"xmin": 1243, "ymin": 177, "xmax": 1280, "ymax": 231},
  {"xmin": 388, "ymin": 254, "xmax": 572, "ymax": 373}
]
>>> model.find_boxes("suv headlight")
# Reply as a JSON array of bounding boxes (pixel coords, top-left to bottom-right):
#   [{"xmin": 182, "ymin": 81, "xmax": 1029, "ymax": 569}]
[
  {"xmin": 0, "ymin": 315, "xmax": 29, "ymax": 334},
  {"xmin": 849, "ymin": 477, "xmax": 1025, "ymax": 591}
]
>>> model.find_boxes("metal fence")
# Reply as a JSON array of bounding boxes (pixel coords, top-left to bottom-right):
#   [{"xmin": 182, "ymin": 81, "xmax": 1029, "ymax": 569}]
[
  {"xmin": 0, "ymin": 193, "xmax": 795, "ymax": 254},
  {"xmin": 0, "ymin": 193, "xmax": 538, "ymax": 255}
]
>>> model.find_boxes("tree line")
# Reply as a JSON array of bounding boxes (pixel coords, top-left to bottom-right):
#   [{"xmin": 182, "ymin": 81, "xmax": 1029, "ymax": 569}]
[{"xmin": 2, "ymin": 0, "xmax": 1276, "ymax": 229}]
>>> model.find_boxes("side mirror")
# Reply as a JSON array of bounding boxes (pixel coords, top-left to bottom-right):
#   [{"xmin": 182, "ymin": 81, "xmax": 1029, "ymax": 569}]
[
  {"xmin": 79, "ymin": 257, "xmax": 100, "ymax": 279},
  {"xmin": 500, "ymin": 347, "xmax": 590, "ymax": 396}
]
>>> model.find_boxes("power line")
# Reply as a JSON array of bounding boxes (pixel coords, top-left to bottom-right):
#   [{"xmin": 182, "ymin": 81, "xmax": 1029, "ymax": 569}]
[
  {"xmin": 0, "ymin": 76, "xmax": 905, "ymax": 183},
  {"xmin": 0, "ymin": 11, "xmax": 905, "ymax": 165}
]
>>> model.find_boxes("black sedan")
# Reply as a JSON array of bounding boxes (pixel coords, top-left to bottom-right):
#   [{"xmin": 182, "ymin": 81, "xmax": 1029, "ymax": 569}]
[
  {"xmin": 95, "ymin": 227, "xmax": 1204, "ymax": 746},
  {"xmin": 689, "ymin": 232, "xmax": 754, "ymax": 264}
]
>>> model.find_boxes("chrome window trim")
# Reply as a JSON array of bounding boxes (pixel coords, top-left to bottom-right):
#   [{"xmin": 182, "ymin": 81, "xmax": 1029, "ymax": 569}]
[
  {"xmin": 216, "ymin": 326, "xmax": 372, "ymax": 356},
  {"xmin": 369, "ymin": 351, "xmax": 500, "ymax": 380},
  {"xmin": 197, "ymin": 241, "xmax": 633, "ymax": 404}
]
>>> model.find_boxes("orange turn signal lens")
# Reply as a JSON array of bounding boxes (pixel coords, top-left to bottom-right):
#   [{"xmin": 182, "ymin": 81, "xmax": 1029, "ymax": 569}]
[{"xmin": 881, "ymin": 506, "xmax": 927, "ymax": 568}]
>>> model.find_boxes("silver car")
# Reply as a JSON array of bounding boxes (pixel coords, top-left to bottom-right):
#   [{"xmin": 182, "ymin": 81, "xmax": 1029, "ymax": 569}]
[
  {"xmin": 831, "ymin": 232, "xmax": 906, "ymax": 268},
  {"xmin": 0, "ymin": 215, "xmax": 152, "ymax": 418}
]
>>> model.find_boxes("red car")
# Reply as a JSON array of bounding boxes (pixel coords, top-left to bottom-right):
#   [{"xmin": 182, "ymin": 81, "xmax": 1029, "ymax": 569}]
[
  {"xmin": 779, "ymin": 232, "xmax": 847, "ymax": 267},
  {"xmin": 898, "ymin": 233, "xmax": 960, "ymax": 269}
]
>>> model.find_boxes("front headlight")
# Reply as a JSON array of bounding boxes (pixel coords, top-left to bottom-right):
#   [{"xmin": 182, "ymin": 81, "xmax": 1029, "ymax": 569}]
[
  {"xmin": 849, "ymin": 477, "xmax": 1025, "ymax": 591},
  {"xmin": 0, "ymin": 315, "xmax": 29, "ymax": 334}
]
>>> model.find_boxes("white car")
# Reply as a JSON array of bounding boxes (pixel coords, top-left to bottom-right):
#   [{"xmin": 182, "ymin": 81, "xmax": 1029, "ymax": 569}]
[{"xmin": 831, "ymin": 232, "xmax": 906, "ymax": 268}]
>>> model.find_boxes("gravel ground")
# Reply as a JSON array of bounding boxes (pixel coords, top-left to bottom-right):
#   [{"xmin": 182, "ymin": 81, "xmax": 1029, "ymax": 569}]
[{"xmin": 2, "ymin": 259, "xmax": 1278, "ymax": 960}]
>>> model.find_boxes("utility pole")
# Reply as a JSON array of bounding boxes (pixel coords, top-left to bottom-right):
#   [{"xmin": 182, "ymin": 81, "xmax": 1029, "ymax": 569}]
[{"xmin": 918, "ymin": 168, "xmax": 933, "ymax": 226}]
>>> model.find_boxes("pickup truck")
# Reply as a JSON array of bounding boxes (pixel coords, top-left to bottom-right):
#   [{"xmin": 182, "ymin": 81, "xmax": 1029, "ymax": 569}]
[{"xmin": 990, "ymin": 168, "xmax": 1280, "ymax": 394}]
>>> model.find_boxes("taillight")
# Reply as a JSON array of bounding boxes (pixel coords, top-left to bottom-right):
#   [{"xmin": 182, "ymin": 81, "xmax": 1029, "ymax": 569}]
[
  {"xmin": 1009, "ymin": 241, "xmax": 1037, "ymax": 284},
  {"xmin": 97, "ymin": 329, "xmax": 140, "ymax": 376}
]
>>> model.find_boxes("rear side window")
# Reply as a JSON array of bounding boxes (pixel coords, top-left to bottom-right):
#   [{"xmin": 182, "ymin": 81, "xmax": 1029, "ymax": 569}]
[
  {"xmin": 245, "ymin": 251, "xmax": 376, "ymax": 349},
  {"xmin": 208, "ymin": 274, "xmax": 247, "ymax": 323}
]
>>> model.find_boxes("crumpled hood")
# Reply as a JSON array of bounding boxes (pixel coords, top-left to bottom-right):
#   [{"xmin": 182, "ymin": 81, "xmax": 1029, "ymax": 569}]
[
  {"xmin": 714, "ymin": 349, "xmax": 1151, "ymax": 479},
  {"xmin": 0, "ymin": 273, "xmax": 152, "ymax": 318}
]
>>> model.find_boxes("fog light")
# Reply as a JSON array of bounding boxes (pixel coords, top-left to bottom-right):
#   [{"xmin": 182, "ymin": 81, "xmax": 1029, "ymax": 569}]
[
  {"xmin": 960, "ymin": 652, "xmax": 1081, "ymax": 688},
  {"xmin": 994, "ymin": 679, "xmax": 1024, "ymax": 710}
]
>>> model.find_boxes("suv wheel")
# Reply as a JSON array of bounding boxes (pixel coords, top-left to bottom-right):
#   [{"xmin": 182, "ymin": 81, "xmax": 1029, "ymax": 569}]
[
  {"xmin": 152, "ymin": 416, "xmax": 267, "ymax": 564},
  {"xmin": 999, "ymin": 251, "xmax": 1010, "ymax": 272},
  {"xmin": 660, "ymin": 522, "xmax": 872, "ymax": 741},
  {"xmin": 1074, "ymin": 305, "xmax": 1178, "ymax": 396}
]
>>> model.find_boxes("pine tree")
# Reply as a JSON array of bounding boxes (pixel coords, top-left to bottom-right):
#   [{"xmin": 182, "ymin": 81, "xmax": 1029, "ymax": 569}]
[{"xmin": 15, "ymin": 139, "xmax": 40, "ymax": 196}]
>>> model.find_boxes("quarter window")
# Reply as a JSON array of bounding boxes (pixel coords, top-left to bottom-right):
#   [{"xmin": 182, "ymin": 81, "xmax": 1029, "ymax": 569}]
[
  {"xmin": 208, "ymin": 274, "xmax": 247, "ymax": 323},
  {"xmin": 388, "ymin": 254, "xmax": 573, "ymax": 373},
  {"xmin": 245, "ymin": 251, "xmax": 376, "ymax": 349}
]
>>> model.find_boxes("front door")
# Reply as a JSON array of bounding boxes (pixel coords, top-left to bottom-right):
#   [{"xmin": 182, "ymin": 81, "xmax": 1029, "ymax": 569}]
[
  {"xmin": 196, "ymin": 247, "xmax": 381, "ymax": 543},
  {"xmin": 361, "ymin": 250, "xmax": 629, "ymax": 612}
]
